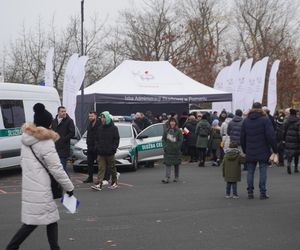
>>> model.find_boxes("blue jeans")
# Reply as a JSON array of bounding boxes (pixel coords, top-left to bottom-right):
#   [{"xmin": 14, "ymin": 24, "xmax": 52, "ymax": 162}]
[
  {"xmin": 226, "ymin": 182, "xmax": 237, "ymax": 196},
  {"xmin": 247, "ymin": 161, "xmax": 268, "ymax": 195}
]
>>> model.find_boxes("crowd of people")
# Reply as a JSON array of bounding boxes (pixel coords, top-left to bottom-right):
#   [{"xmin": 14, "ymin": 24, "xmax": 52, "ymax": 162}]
[
  {"xmin": 6, "ymin": 101, "xmax": 300, "ymax": 249},
  {"xmin": 130, "ymin": 103, "xmax": 300, "ymax": 199}
]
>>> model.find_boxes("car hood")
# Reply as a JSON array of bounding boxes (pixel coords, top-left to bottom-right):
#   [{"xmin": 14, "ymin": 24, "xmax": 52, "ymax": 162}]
[{"xmin": 74, "ymin": 137, "xmax": 133, "ymax": 150}]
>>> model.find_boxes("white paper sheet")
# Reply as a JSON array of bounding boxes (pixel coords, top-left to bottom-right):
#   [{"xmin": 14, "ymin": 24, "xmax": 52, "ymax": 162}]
[{"xmin": 61, "ymin": 194, "xmax": 79, "ymax": 214}]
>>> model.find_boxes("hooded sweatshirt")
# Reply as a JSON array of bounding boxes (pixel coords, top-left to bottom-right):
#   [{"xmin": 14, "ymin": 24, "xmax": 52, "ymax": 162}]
[{"xmin": 95, "ymin": 112, "xmax": 120, "ymax": 156}]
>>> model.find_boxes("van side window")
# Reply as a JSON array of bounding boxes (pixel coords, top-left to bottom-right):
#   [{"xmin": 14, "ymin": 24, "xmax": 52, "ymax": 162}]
[{"xmin": 0, "ymin": 100, "xmax": 25, "ymax": 128}]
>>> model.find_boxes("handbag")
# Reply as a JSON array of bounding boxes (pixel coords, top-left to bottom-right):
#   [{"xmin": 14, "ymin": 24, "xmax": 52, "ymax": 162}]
[{"xmin": 29, "ymin": 146, "xmax": 63, "ymax": 199}]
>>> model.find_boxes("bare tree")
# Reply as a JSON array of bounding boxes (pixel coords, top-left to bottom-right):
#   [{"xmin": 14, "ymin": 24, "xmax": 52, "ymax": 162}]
[
  {"xmin": 6, "ymin": 19, "xmax": 47, "ymax": 84},
  {"xmin": 117, "ymin": 0, "xmax": 186, "ymax": 62},
  {"xmin": 234, "ymin": 0, "xmax": 298, "ymax": 60},
  {"xmin": 4, "ymin": 14, "xmax": 109, "ymax": 93},
  {"xmin": 233, "ymin": 0, "xmax": 300, "ymax": 108},
  {"xmin": 177, "ymin": 0, "xmax": 227, "ymax": 86}
]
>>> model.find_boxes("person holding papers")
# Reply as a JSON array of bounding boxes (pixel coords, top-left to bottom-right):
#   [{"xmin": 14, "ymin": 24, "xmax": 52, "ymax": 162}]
[{"xmin": 6, "ymin": 103, "xmax": 74, "ymax": 250}]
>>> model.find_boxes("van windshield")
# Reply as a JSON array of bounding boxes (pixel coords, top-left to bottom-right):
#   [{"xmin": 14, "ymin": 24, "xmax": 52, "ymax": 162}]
[{"xmin": 82, "ymin": 125, "xmax": 132, "ymax": 139}]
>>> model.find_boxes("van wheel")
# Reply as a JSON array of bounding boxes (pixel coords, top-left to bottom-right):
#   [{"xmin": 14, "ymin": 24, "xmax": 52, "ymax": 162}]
[
  {"xmin": 145, "ymin": 161, "xmax": 154, "ymax": 168},
  {"xmin": 131, "ymin": 152, "xmax": 138, "ymax": 171}
]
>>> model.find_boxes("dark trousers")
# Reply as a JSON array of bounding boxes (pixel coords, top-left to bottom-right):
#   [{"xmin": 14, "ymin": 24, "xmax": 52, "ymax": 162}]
[
  {"xmin": 226, "ymin": 182, "xmax": 237, "ymax": 196},
  {"xmin": 87, "ymin": 150, "xmax": 97, "ymax": 179},
  {"xmin": 198, "ymin": 147, "xmax": 207, "ymax": 163},
  {"xmin": 287, "ymin": 153, "xmax": 299, "ymax": 169},
  {"xmin": 277, "ymin": 142, "xmax": 285, "ymax": 165},
  {"xmin": 188, "ymin": 146, "xmax": 198, "ymax": 161},
  {"xmin": 211, "ymin": 148, "xmax": 220, "ymax": 162},
  {"xmin": 6, "ymin": 222, "xmax": 60, "ymax": 250}
]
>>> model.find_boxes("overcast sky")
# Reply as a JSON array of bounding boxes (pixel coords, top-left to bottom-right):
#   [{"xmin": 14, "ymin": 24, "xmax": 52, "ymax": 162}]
[{"xmin": 0, "ymin": 0, "xmax": 137, "ymax": 48}]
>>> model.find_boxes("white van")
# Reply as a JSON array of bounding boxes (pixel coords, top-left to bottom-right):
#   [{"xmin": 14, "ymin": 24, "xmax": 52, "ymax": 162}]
[{"xmin": 0, "ymin": 83, "xmax": 61, "ymax": 169}]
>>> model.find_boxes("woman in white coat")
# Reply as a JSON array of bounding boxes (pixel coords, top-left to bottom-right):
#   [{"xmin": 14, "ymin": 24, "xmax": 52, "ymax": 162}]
[{"xmin": 6, "ymin": 103, "xmax": 74, "ymax": 250}]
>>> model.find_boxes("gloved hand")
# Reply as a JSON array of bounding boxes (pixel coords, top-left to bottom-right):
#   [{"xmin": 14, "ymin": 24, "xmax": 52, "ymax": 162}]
[{"xmin": 66, "ymin": 190, "xmax": 74, "ymax": 197}]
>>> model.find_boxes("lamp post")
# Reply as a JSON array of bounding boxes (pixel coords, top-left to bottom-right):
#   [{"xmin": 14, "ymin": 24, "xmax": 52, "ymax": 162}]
[{"xmin": 80, "ymin": 0, "xmax": 84, "ymax": 133}]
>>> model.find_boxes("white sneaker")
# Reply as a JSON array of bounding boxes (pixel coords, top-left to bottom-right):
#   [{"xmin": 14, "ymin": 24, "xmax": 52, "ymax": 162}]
[
  {"xmin": 91, "ymin": 184, "xmax": 102, "ymax": 191},
  {"xmin": 109, "ymin": 183, "xmax": 118, "ymax": 189},
  {"xmin": 102, "ymin": 180, "xmax": 109, "ymax": 186},
  {"xmin": 117, "ymin": 172, "xmax": 120, "ymax": 180},
  {"xmin": 225, "ymin": 195, "xmax": 231, "ymax": 199},
  {"xmin": 232, "ymin": 195, "xmax": 239, "ymax": 199}
]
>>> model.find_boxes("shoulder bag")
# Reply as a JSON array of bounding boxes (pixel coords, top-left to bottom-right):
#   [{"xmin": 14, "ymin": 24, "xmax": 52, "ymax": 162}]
[{"xmin": 29, "ymin": 146, "xmax": 63, "ymax": 199}]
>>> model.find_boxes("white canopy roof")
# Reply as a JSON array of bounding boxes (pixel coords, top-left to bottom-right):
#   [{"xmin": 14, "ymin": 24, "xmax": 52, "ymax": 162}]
[{"xmin": 81, "ymin": 60, "xmax": 232, "ymax": 103}]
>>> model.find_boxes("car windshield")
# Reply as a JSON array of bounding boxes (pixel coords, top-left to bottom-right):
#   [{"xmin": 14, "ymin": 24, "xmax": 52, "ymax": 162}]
[
  {"xmin": 82, "ymin": 124, "xmax": 132, "ymax": 139},
  {"xmin": 117, "ymin": 125, "xmax": 132, "ymax": 138}
]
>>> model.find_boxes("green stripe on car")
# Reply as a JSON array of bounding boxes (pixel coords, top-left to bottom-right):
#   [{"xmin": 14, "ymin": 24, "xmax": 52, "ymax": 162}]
[
  {"xmin": 130, "ymin": 141, "xmax": 163, "ymax": 156},
  {"xmin": 0, "ymin": 128, "xmax": 22, "ymax": 137}
]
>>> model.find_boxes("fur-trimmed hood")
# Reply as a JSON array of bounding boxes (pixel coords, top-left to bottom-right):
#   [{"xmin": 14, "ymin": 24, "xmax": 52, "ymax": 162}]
[
  {"xmin": 247, "ymin": 108, "xmax": 266, "ymax": 120},
  {"xmin": 21, "ymin": 122, "xmax": 60, "ymax": 146}
]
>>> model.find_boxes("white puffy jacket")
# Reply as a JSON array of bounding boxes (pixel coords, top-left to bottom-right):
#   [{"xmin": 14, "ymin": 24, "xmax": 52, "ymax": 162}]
[{"xmin": 20, "ymin": 123, "xmax": 74, "ymax": 225}]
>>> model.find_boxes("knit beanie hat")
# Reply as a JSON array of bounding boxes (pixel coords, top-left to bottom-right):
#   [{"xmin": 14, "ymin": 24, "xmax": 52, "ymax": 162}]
[
  {"xmin": 212, "ymin": 119, "xmax": 219, "ymax": 126},
  {"xmin": 33, "ymin": 103, "xmax": 53, "ymax": 128}
]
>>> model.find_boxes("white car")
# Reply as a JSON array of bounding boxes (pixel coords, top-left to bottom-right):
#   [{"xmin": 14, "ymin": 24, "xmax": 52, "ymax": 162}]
[{"xmin": 72, "ymin": 122, "xmax": 165, "ymax": 171}]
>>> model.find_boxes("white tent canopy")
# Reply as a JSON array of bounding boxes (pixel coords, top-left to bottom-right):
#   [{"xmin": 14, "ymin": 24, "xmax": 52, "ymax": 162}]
[{"xmin": 81, "ymin": 60, "xmax": 232, "ymax": 104}]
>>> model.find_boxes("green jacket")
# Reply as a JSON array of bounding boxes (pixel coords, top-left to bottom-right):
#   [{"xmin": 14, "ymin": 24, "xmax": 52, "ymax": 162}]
[
  {"xmin": 162, "ymin": 127, "xmax": 183, "ymax": 166},
  {"xmin": 208, "ymin": 127, "xmax": 222, "ymax": 150},
  {"xmin": 195, "ymin": 119, "xmax": 211, "ymax": 148},
  {"xmin": 221, "ymin": 148, "xmax": 245, "ymax": 182}
]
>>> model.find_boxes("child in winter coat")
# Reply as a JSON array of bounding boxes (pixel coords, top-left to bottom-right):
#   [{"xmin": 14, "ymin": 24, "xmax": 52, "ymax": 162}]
[
  {"xmin": 221, "ymin": 141, "xmax": 245, "ymax": 198},
  {"xmin": 208, "ymin": 119, "xmax": 222, "ymax": 166}
]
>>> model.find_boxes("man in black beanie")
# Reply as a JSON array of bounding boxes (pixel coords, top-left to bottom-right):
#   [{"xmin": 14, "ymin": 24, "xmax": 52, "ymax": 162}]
[{"xmin": 241, "ymin": 102, "xmax": 278, "ymax": 200}]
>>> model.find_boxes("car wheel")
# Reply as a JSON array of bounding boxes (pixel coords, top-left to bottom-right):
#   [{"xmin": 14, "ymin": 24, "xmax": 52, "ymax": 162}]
[{"xmin": 131, "ymin": 151, "xmax": 139, "ymax": 171}]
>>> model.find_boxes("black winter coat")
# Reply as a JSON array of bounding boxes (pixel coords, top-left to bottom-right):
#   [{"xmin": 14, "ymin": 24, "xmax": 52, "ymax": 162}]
[
  {"xmin": 95, "ymin": 121, "xmax": 120, "ymax": 156},
  {"xmin": 284, "ymin": 115, "xmax": 300, "ymax": 157},
  {"xmin": 183, "ymin": 120, "xmax": 198, "ymax": 146},
  {"xmin": 86, "ymin": 120, "xmax": 101, "ymax": 151},
  {"xmin": 241, "ymin": 109, "xmax": 277, "ymax": 163},
  {"xmin": 227, "ymin": 116, "xmax": 243, "ymax": 145},
  {"xmin": 51, "ymin": 114, "xmax": 75, "ymax": 158}
]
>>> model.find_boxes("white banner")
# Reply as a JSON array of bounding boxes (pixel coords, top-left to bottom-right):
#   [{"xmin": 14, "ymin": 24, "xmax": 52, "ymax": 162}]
[
  {"xmin": 253, "ymin": 56, "xmax": 269, "ymax": 103},
  {"xmin": 63, "ymin": 54, "xmax": 88, "ymax": 124},
  {"xmin": 267, "ymin": 60, "xmax": 280, "ymax": 115},
  {"xmin": 224, "ymin": 60, "xmax": 241, "ymax": 112},
  {"xmin": 44, "ymin": 47, "xmax": 54, "ymax": 87},
  {"xmin": 245, "ymin": 59, "xmax": 262, "ymax": 110},
  {"xmin": 212, "ymin": 66, "xmax": 231, "ymax": 114},
  {"xmin": 236, "ymin": 58, "xmax": 253, "ymax": 111},
  {"xmin": 229, "ymin": 60, "xmax": 241, "ymax": 111}
]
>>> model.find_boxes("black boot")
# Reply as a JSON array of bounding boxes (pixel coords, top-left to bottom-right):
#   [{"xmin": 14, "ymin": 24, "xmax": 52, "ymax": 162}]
[
  {"xmin": 83, "ymin": 177, "xmax": 93, "ymax": 183},
  {"xmin": 295, "ymin": 167, "xmax": 299, "ymax": 173},
  {"xmin": 287, "ymin": 165, "xmax": 291, "ymax": 175}
]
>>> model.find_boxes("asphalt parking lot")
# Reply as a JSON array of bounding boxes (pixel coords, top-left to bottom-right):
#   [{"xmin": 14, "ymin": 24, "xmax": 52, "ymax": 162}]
[{"xmin": 1, "ymin": 161, "xmax": 300, "ymax": 250}]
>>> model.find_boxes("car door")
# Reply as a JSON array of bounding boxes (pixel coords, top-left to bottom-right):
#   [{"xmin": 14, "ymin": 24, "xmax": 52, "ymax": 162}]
[{"xmin": 135, "ymin": 123, "xmax": 165, "ymax": 162}]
